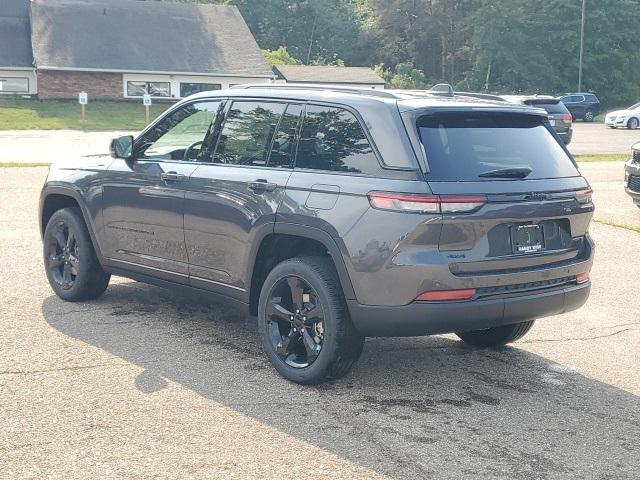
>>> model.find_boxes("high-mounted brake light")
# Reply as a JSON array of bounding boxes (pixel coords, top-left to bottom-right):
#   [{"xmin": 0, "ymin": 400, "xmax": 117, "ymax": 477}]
[
  {"xmin": 416, "ymin": 289, "xmax": 477, "ymax": 302},
  {"xmin": 575, "ymin": 188, "xmax": 593, "ymax": 204},
  {"xmin": 368, "ymin": 192, "xmax": 486, "ymax": 214}
]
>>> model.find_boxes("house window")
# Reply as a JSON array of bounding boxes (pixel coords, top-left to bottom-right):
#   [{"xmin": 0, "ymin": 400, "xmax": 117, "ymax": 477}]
[
  {"xmin": 180, "ymin": 82, "xmax": 221, "ymax": 98},
  {"xmin": 126, "ymin": 81, "xmax": 171, "ymax": 97},
  {"xmin": 0, "ymin": 77, "xmax": 29, "ymax": 93}
]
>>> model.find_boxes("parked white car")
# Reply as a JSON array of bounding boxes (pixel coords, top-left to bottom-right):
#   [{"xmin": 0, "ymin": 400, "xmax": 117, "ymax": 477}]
[{"xmin": 604, "ymin": 103, "xmax": 640, "ymax": 129}]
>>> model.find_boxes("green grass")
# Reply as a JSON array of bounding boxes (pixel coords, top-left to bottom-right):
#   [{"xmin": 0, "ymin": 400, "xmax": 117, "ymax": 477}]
[
  {"xmin": 594, "ymin": 218, "xmax": 640, "ymax": 233},
  {"xmin": 574, "ymin": 153, "xmax": 628, "ymax": 163},
  {"xmin": 0, "ymin": 98, "xmax": 171, "ymax": 131},
  {"xmin": 0, "ymin": 162, "xmax": 50, "ymax": 168}
]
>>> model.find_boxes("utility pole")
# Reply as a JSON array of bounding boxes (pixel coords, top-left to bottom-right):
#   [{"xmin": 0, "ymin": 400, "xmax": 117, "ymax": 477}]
[{"xmin": 578, "ymin": 0, "xmax": 586, "ymax": 91}]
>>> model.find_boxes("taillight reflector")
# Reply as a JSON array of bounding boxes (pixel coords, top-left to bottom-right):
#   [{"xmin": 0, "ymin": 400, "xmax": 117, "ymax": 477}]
[
  {"xmin": 416, "ymin": 289, "xmax": 477, "ymax": 302},
  {"xmin": 575, "ymin": 188, "xmax": 593, "ymax": 204},
  {"xmin": 576, "ymin": 272, "xmax": 589, "ymax": 284},
  {"xmin": 368, "ymin": 192, "xmax": 486, "ymax": 214}
]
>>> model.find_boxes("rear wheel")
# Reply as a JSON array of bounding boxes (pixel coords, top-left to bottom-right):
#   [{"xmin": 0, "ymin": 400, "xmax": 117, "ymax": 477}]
[
  {"xmin": 584, "ymin": 110, "xmax": 595, "ymax": 122},
  {"xmin": 456, "ymin": 320, "xmax": 535, "ymax": 348},
  {"xmin": 43, "ymin": 208, "xmax": 110, "ymax": 301},
  {"xmin": 257, "ymin": 256, "xmax": 364, "ymax": 384},
  {"xmin": 628, "ymin": 118, "xmax": 639, "ymax": 130}
]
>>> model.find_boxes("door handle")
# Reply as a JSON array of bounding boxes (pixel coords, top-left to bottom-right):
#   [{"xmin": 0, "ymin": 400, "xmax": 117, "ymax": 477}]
[
  {"xmin": 161, "ymin": 172, "xmax": 186, "ymax": 183},
  {"xmin": 248, "ymin": 180, "xmax": 278, "ymax": 193}
]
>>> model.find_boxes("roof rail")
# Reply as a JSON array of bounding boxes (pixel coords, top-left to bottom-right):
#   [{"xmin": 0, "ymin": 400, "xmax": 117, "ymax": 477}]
[{"xmin": 231, "ymin": 83, "xmax": 399, "ymax": 99}]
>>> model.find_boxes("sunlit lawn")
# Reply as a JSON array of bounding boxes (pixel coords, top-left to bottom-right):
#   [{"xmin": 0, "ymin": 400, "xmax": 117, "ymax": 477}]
[{"xmin": 0, "ymin": 98, "xmax": 171, "ymax": 131}]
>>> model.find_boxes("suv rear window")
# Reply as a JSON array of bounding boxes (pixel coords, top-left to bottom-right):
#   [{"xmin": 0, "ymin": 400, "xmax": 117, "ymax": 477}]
[
  {"xmin": 524, "ymin": 100, "xmax": 569, "ymax": 115},
  {"xmin": 417, "ymin": 113, "xmax": 579, "ymax": 181}
]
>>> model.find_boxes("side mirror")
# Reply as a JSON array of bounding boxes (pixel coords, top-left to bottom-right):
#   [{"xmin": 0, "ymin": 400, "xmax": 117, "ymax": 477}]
[{"xmin": 110, "ymin": 135, "xmax": 134, "ymax": 160}]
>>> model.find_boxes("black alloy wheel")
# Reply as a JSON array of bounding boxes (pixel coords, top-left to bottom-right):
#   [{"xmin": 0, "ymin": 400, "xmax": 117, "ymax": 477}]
[
  {"xmin": 43, "ymin": 208, "xmax": 110, "ymax": 301},
  {"xmin": 258, "ymin": 256, "xmax": 364, "ymax": 384},
  {"xmin": 46, "ymin": 220, "xmax": 80, "ymax": 290},
  {"xmin": 266, "ymin": 275, "xmax": 325, "ymax": 368}
]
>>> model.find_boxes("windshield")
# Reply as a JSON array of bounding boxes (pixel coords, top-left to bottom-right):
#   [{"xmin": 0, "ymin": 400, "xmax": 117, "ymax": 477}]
[
  {"xmin": 628, "ymin": 102, "xmax": 640, "ymax": 110},
  {"xmin": 417, "ymin": 113, "xmax": 579, "ymax": 181}
]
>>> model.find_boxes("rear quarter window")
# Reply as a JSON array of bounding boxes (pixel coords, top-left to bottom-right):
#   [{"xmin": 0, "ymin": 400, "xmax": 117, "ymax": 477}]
[
  {"xmin": 295, "ymin": 105, "xmax": 379, "ymax": 174},
  {"xmin": 417, "ymin": 113, "xmax": 580, "ymax": 181}
]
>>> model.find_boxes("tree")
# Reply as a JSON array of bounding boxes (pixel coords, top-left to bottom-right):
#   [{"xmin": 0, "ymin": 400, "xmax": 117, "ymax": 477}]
[
  {"xmin": 262, "ymin": 46, "xmax": 301, "ymax": 66},
  {"xmin": 375, "ymin": 62, "xmax": 427, "ymax": 89}
]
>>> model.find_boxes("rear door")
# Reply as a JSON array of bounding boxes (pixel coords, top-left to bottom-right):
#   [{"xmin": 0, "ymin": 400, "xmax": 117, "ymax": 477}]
[
  {"xmin": 183, "ymin": 100, "xmax": 301, "ymax": 295},
  {"xmin": 416, "ymin": 111, "xmax": 593, "ymax": 272}
]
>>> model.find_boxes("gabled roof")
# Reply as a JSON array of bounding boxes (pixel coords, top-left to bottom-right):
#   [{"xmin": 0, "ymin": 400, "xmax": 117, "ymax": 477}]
[
  {"xmin": 273, "ymin": 65, "xmax": 385, "ymax": 85},
  {"xmin": 0, "ymin": 0, "xmax": 33, "ymax": 69},
  {"xmin": 30, "ymin": 0, "xmax": 273, "ymax": 77}
]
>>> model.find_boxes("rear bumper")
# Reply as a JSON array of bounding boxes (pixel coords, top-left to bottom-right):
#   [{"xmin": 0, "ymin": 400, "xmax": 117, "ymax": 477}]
[
  {"xmin": 347, "ymin": 281, "xmax": 590, "ymax": 337},
  {"xmin": 557, "ymin": 130, "xmax": 573, "ymax": 144}
]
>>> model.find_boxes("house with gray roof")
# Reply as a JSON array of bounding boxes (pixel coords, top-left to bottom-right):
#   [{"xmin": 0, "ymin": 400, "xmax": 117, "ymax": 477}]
[
  {"xmin": 273, "ymin": 65, "xmax": 385, "ymax": 90},
  {"xmin": 0, "ymin": 0, "xmax": 36, "ymax": 95},
  {"xmin": 28, "ymin": 0, "xmax": 274, "ymax": 100}
]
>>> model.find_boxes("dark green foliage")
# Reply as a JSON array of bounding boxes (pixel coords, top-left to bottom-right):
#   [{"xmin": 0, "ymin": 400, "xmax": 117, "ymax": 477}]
[{"xmin": 171, "ymin": 0, "xmax": 640, "ymax": 108}]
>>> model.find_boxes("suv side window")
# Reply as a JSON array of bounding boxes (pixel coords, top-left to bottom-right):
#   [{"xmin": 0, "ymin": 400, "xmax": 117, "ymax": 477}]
[
  {"xmin": 267, "ymin": 104, "xmax": 302, "ymax": 168},
  {"xmin": 213, "ymin": 101, "xmax": 286, "ymax": 166},
  {"xmin": 138, "ymin": 101, "xmax": 221, "ymax": 161},
  {"xmin": 296, "ymin": 105, "xmax": 378, "ymax": 174}
]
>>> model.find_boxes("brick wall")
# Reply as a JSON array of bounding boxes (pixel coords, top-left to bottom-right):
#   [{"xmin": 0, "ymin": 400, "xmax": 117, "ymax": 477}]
[{"xmin": 37, "ymin": 70, "xmax": 123, "ymax": 100}]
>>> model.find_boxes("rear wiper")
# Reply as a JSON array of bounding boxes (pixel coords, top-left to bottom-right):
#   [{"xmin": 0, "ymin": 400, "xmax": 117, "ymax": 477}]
[{"xmin": 479, "ymin": 167, "xmax": 533, "ymax": 179}]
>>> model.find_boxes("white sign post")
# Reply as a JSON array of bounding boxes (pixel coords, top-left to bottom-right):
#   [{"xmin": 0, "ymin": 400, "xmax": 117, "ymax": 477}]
[
  {"xmin": 143, "ymin": 94, "xmax": 152, "ymax": 124},
  {"xmin": 78, "ymin": 92, "xmax": 88, "ymax": 130}
]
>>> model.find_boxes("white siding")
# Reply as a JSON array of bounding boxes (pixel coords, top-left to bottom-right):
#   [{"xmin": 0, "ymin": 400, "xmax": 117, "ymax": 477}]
[
  {"xmin": 0, "ymin": 69, "xmax": 37, "ymax": 95},
  {"xmin": 122, "ymin": 73, "xmax": 273, "ymax": 99}
]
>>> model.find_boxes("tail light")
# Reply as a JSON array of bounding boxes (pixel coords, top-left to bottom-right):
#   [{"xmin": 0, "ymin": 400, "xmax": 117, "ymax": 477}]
[
  {"xmin": 368, "ymin": 192, "xmax": 486, "ymax": 214},
  {"xmin": 416, "ymin": 289, "xmax": 476, "ymax": 302},
  {"xmin": 576, "ymin": 272, "xmax": 589, "ymax": 284},
  {"xmin": 563, "ymin": 114, "xmax": 573, "ymax": 122},
  {"xmin": 574, "ymin": 187, "xmax": 593, "ymax": 204}
]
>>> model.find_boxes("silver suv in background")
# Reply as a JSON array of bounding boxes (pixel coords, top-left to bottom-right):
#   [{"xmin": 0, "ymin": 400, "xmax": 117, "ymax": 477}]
[{"xmin": 40, "ymin": 84, "xmax": 595, "ymax": 384}]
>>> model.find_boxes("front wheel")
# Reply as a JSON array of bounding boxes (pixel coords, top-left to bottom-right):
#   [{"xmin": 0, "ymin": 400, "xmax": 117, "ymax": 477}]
[
  {"xmin": 257, "ymin": 256, "xmax": 364, "ymax": 384},
  {"xmin": 628, "ymin": 118, "xmax": 639, "ymax": 130},
  {"xmin": 456, "ymin": 320, "xmax": 535, "ymax": 348},
  {"xmin": 43, "ymin": 207, "xmax": 110, "ymax": 301}
]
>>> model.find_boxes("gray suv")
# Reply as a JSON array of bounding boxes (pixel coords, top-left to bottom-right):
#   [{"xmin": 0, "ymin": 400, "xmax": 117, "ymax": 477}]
[{"xmin": 40, "ymin": 85, "xmax": 595, "ymax": 384}]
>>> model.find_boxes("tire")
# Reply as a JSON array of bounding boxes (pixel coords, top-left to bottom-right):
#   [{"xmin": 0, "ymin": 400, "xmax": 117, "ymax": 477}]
[
  {"xmin": 584, "ymin": 110, "xmax": 595, "ymax": 122},
  {"xmin": 43, "ymin": 207, "xmax": 110, "ymax": 301},
  {"xmin": 257, "ymin": 256, "xmax": 364, "ymax": 384},
  {"xmin": 456, "ymin": 320, "xmax": 535, "ymax": 348},
  {"xmin": 628, "ymin": 118, "xmax": 639, "ymax": 130}
]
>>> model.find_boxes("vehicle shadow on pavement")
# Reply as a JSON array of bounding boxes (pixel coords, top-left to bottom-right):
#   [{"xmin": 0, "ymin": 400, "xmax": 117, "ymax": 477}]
[{"xmin": 41, "ymin": 281, "xmax": 640, "ymax": 480}]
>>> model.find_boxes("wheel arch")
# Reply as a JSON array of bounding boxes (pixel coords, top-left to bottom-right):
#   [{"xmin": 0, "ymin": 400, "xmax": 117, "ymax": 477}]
[
  {"xmin": 247, "ymin": 224, "xmax": 356, "ymax": 316},
  {"xmin": 40, "ymin": 185, "xmax": 104, "ymax": 260}
]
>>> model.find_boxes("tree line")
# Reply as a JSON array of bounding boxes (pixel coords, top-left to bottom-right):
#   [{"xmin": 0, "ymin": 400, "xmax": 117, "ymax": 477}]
[{"xmin": 175, "ymin": 0, "xmax": 640, "ymax": 108}]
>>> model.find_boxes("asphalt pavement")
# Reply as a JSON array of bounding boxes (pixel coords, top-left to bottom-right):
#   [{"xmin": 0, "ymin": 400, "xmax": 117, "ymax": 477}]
[{"xmin": 1, "ymin": 166, "xmax": 639, "ymax": 479}]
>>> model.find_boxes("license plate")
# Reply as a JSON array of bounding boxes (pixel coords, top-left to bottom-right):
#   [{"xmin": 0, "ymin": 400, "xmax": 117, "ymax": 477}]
[
  {"xmin": 511, "ymin": 224, "xmax": 545, "ymax": 253},
  {"xmin": 549, "ymin": 119, "xmax": 556, "ymax": 126}
]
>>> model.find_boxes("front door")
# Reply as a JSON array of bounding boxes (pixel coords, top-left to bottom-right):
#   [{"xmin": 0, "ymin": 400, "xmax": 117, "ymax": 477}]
[
  {"xmin": 184, "ymin": 101, "xmax": 301, "ymax": 294},
  {"xmin": 102, "ymin": 100, "xmax": 222, "ymax": 281}
]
